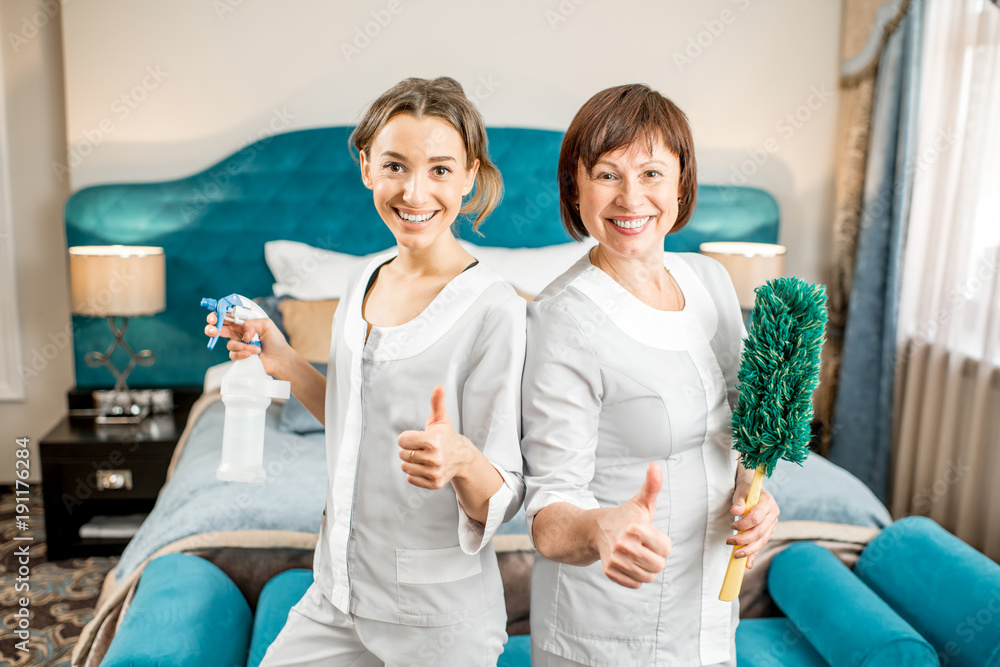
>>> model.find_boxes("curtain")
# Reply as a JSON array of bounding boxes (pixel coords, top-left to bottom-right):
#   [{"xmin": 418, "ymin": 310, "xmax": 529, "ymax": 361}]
[
  {"xmin": 891, "ymin": 0, "xmax": 1000, "ymax": 560},
  {"xmin": 829, "ymin": 0, "xmax": 924, "ymax": 502},
  {"xmin": 816, "ymin": 0, "xmax": 908, "ymax": 457}
]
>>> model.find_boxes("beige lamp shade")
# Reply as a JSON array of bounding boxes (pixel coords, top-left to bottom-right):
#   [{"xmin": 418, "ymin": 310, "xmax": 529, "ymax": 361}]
[
  {"xmin": 699, "ymin": 242, "xmax": 786, "ymax": 310},
  {"xmin": 69, "ymin": 246, "xmax": 166, "ymax": 316}
]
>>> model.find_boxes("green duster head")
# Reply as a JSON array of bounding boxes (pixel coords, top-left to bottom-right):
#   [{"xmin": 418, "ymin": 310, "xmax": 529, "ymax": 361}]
[{"xmin": 731, "ymin": 277, "xmax": 827, "ymax": 476}]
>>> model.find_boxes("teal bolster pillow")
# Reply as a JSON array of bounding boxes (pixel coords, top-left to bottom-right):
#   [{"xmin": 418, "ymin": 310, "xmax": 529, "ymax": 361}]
[
  {"xmin": 247, "ymin": 569, "xmax": 313, "ymax": 667},
  {"xmin": 854, "ymin": 516, "xmax": 1000, "ymax": 667},
  {"xmin": 735, "ymin": 618, "xmax": 826, "ymax": 666},
  {"xmin": 768, "ymin": 542, "xmax": 938, "ymax": 666},
  {"xmin": 101, "ymin": 553, "xmax": 252, "ymax": 667},
  {"xmin": 497, "ymin": 633, "xmax": 531, "ymax": 667}
]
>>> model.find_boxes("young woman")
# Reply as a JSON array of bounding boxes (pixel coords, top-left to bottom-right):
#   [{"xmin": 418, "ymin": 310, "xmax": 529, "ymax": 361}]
[{"xmin": 206, "ymin": 77, "xmax": 525, "ymax": 666}]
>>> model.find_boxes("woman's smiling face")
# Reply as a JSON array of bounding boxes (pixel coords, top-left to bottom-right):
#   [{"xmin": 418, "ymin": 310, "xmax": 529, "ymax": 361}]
[
  {"xmin": 576, "ymin": 136, "xmax": 681, "ymax": 262},
  {"xmin": 360, "ymin": 114, "xmax": 479, "ymax": 250}
]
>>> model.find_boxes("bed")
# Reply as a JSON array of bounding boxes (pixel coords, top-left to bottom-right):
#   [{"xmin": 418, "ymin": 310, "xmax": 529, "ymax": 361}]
[{"xmin": 66, "ymin": 126, "xmax": 892, "ymax": 666}]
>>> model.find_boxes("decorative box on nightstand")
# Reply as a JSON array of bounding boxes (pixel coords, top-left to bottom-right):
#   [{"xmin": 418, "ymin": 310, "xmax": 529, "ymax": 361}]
[{"xmin": 40, "ymin": 387, "xmax": 201, "ymax": 560}]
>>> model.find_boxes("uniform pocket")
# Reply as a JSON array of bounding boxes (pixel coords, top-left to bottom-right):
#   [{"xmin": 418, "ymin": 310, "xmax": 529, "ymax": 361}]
[
  {"xmin": 549, "ymin": 562, "xmax": 659, "ymax": 665},
  {"xmin": 395, "ymin": 545, "xmax": 488, "ymax": 623},
  {"xmin": 396, "ymin": 545, "xmax": 482, "ymax": 584}
]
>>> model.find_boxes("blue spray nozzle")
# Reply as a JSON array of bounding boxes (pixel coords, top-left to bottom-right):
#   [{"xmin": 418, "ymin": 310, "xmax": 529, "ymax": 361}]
[{"xmin": 201, "ymin": 293, "xmax": 242, "ymax": 350}]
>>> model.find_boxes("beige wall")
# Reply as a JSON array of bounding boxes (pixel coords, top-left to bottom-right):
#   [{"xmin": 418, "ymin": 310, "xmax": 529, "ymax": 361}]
[
  {"xmin": 59, "ymin": 0, "xmax": 842, "ymax": 284},
  {"xmin": 0, "ymin": 0, "xmax": 72, "ymax": 483}
]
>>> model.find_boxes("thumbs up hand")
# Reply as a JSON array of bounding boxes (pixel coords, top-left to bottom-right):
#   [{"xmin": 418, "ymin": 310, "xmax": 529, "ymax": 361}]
[
  {"xmin": 398, "ymin": 386, "xmax": 475, "ymax": 490},
  {"xmin": 594, "ymin": 462, "xmax": 673, "ymax": 589}
]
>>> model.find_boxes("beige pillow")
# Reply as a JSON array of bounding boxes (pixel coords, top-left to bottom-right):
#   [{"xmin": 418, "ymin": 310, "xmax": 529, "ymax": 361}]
[
  {"xmin": 279, "ymin": 292, "xmax": 533, "ymax": 364},
  {"xmin": 279, "ymin": 299, "xmax": 338, "ymax": 363}
]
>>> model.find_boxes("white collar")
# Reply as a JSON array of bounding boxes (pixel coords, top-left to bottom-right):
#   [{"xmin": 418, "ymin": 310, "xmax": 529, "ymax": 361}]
[
  {"xmin": 571, "ymin": 252, "xmax": 718, "ymax": 350},
  {"xmin": 343, "ymin": 251, "xmax": 503, "ymax": 360}
]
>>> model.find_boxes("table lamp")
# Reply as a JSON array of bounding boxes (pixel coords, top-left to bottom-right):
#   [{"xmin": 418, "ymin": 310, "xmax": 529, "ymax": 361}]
[
  {"xmin": 69, "ymin": 245, "xmax": 166, "ymax": 424},
  {"xmin": 699, "ymin": 242, "xmax": 787, "ymax": 315}
]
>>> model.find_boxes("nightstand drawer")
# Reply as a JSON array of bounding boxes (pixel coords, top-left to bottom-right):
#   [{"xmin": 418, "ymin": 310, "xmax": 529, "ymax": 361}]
[{"xmin": 52, "ymin": 457, "xmax": 170, "ymax": 502}]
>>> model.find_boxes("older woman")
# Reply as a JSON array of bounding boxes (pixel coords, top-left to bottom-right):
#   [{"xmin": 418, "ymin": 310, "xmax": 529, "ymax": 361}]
[{"xmin": 522, "ymin": 84, "xmax": 780, "ymax": 667}]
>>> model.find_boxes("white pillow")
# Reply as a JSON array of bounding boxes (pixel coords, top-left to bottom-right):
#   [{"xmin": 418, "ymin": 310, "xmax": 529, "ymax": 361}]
[
  {"xmin": 459, "ymin": 239, "xmax": 596, "ymax": 295},
  {"xmin": 265, "ymin": 240, "xmax": 395, "ymax": 300},
  {"xmin": 265, "ymin": 238, "xmax": 597, "ymax": 300}
]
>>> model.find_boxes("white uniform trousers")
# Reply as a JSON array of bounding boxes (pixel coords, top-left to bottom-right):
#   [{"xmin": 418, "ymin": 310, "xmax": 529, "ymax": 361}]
[{"xmin": 259, "ymin": 582, "xmax": 508, "ymax": 667}]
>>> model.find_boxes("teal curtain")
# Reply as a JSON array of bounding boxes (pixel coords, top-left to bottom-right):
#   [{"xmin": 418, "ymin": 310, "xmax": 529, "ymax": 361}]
[{"xmin": 830, "ymin": 0, "xmax": 924, "ymax": 502}]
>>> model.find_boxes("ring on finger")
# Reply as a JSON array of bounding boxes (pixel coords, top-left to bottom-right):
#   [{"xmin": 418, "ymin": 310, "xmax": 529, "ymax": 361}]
[{"xmin": 409, "ymin": 449, "xmax": 415, "ymax": 462}]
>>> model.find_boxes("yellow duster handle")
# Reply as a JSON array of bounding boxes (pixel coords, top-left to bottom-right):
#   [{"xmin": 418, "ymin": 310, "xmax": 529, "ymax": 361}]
[{"xmin": 719, "ymin": 465, "xmax": 765, "ymax": 602}]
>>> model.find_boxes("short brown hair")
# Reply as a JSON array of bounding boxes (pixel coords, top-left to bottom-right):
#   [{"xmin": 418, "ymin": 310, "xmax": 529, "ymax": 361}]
[
  {"xmin": 350, "ymin": 77, "xmax": 503, "ymax": 230},
  {"xmin": 558, "ymin": 84, "xmax": 698, "ymax": 240}
]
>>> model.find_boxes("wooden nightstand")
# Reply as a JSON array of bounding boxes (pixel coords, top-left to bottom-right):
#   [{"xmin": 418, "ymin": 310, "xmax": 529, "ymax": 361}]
[{"xmin": 40, "ymin": 387, "xmax": 202, "ymax": 560}]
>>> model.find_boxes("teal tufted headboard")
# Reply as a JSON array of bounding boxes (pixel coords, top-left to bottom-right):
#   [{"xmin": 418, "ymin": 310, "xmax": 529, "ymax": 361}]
[{"xmin": 65, "ymin": 126, "xmax": 778, "ymax": 389}]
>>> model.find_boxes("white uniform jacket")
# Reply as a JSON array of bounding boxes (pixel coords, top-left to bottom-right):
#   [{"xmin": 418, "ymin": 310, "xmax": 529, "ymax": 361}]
[
  {"xmin": 523, "ymin": 251, "xmax": 745, "ymax": 667},
  {"xmin": 314, "ymin": 252, "xmax": 526, "ymax": 628}
]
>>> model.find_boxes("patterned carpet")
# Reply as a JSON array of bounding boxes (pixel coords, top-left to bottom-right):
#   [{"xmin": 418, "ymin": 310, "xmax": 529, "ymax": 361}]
[{"xmin": 0, "ymin": 485, "xmax": 117, "ymax": 667}]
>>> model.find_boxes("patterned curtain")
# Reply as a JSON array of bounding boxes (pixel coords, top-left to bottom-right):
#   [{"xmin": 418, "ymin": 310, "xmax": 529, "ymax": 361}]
[
  {"xmin": 828, "ymin": 0, "xmax": 924, "ymax": 502},
  {"xmin": 814, "ymin": 0, "xmax": 912, "ymax": 456}
]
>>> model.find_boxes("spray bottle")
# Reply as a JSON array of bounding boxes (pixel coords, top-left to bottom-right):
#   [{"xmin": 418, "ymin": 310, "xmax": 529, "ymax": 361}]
[{"xmin": 201, "ymin": 294, "xmax": 291, "ymax": 483}]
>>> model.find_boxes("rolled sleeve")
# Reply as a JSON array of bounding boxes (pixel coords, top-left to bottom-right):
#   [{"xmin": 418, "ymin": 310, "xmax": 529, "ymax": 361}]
[
  {"xmin": 458, "ymin": 291, "xmax": 527, "ymax": 555},
  {"xmin": 521, "ymin": 301, "xmax": 603, "ymax": 547},
  {"xmin": 457, "ymin": 462, "xmax": 519, "ymax": 554}
]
